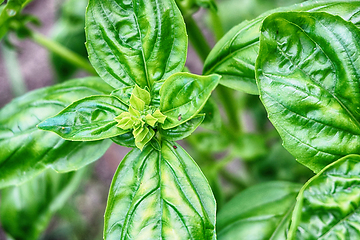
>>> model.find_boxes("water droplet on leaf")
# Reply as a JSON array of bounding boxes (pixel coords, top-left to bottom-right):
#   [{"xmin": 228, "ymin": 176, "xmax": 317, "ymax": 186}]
[{"xmin": 6, "ymin": 9, "xmax": 16, "ymax": 16}]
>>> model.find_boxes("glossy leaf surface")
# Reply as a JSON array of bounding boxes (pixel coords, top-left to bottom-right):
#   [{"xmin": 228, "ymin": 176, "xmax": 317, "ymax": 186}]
[
  {"xmin": 256, "ymin": 12, "xmax": 360, "ymax": 172},
  {"xmin": 85, "ymin": 0, "xmax": 187, "ymax": 89},
  {"xmin": 111, "ymin": 132, "xmax": 136, "ymax": 148},
  {"xmin": 0, "ymin": 77, "xmax": 112, "ymax": 188},
  {"xmin": 0, "ymin": 167, "xmax": 87, "ymax": 240},
  {"xmin": 160, "ymin": 114, "xmax": 205, "ymax": 141},
  {"xmin": 204, "ymin": 0, "xmax": 360, "ymax": 94},
  {"xmin": 217, "ymin": 181, "xmax": 301, "ymax": 240},
  {"xmin": 38, "ymin": 95, "xmax": 128, "ymax": 141},
  {"xmin": 288, "ymin": 155, "xmax": 360, "ymax": 240},
  {"xmin": 104, "ymin": 141, "xmax": 216, "ymax": 240},
  {"xmin": 160, "ymin": 72, "xmax": 220, "ymax": 129}
]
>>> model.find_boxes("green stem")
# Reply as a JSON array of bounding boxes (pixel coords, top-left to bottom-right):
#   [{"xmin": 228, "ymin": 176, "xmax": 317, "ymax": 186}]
[
  {"xmin": 1, "ymin": 43, "xmax": 27, "ymax": 96},
  {"xmin": 216, "ymin": 85, "xmax": 241, "ymax": 133},
  {"xmin": 209, "ymin": 9, "xmax": 224, "ymax": 41},
  {"xmin": 178, "ymin": 9, "xmax": 242, "ymax": 133},
  {"xmin": 182, "ymin": 14, "xmax": 211, "ymax": 63},
  {"xmin": 30, "ymin": 31, "xmax": 97, "ymax": 76}
]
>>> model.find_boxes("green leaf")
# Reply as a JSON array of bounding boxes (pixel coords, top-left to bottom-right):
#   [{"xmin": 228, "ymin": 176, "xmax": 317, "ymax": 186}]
[
  {"xmin": 152, "ymin": 109, "xmax": 167, "ymax": 124},
  {"xmin": 150, "ymin": 80, "xmax": 163, "ymax": 107},
  {"xmin": 160, "ymin": 72, "xmax": 220, "ymax": 129},
  {"xmin": 132, "ymin": 85, "xmax": 150, "ymax": 105},
  {"xmin": 111, "ymin": 86, "xmax": 134, "ymax": 105},
  {"xmin": 217, "ymin": 181, "xmax": 301, "ymax": 240},
  {"xmin": 104, "ymin": 141, "xmax": 216, "ymax": 239},
  {"xmin": 38, "ymin": 95, "xmax": 128, "ymax": 141},
  {"xmin": 288, "ymin": 154, "xmax": 360, "ymax": 240},
  {"xmin": 256, "ymin": 11, "xmax": 360, "ymax": 172},
  {"xmin": 145, "ymin": 114, "xmax": 158, "ymax": 127},
  {"xmin": 204, "ymin": 0, "xmax": 360, "ymax": 95},
  {"xmin": 130, "ymin": 94, "xmax": 146, "ymax": 111},
  {"xmin": 111, "ymin": 132, "xmax": 136, "ymax": 148},
  {"xmin": 85, "ymin": 0, "xmax": 187, "ymax": 89},
  {"xmin": 0, "ymin": 77, "xmax": 112, "ymax": 189},
  {"xmin": 115, "ymin": 112, "xmax": 133, "ymax": 130},
  {"xmin": 160, "ymin": 114, "xmax": 205, "ymax": 141},
  {"xmin": 133, "ymin": 126, "xmax": 155, "ymax": 150},
  {"xmin": 0, "ymin": 167, "xmax": 87, "ymax": 240}
]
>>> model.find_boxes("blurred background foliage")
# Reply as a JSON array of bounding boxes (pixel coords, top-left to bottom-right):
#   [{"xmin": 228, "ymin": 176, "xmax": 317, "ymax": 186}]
[{"xmin": 0, "ymin": 0, "xmax": 311, "ymax": 239}]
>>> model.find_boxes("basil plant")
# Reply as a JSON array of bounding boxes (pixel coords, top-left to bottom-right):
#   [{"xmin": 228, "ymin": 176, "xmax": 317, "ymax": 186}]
[
  {"xmin": 3, "ymin": 0, "xmax": 360, "ymax": 239},
  {"xmin": 1, "ymin": 0, "xmax": 219, "ymax": 239}
]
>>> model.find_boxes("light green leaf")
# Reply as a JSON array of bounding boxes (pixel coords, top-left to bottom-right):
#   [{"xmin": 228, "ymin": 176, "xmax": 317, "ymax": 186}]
[
  {"xmin": 104, "ymin": 141, "xmax": 216, "ymax": 239},
  {"xmin": 115, "ymin": 112, "xmax": 133, "ymax": 130},
  {"xmin": 133, "ymin": 85, "xmax": 150, "ymax": 105},
  {"xmin": 134, "ymin": 127, "xmax": 155, "ymax": 150},
  {"xmin": 0, "ymin": 77, "xmax": 112, "ymax": 189},
  {"xmin": 160, "ymin": 114, "xmax": 205, "ymax": 141},
  {"xmin": 160, "ymin": 72, "xmax": 220, "ymax": 129},
  {"xmin": 129, "ymin": 94, "xmax": 146, "ymax": 111},
  {"xmin": 217, "ymin": 181, "xmax": 301, "ymax": 240},
  {"xmin": 204, "ymin": 0, "xmax": 360, "ymax": 95},
  {"xmin": 0, "ymin": 167, "xmax": 87, "ymax": 240},
  {"xmin": 38, "ymin": 95, "xmax": 128, "ymax": 141},
  {"xmin": 256, "ymin": 11, "xmax": 360, "ymax": 172},
  {"xmin": 145, "ymin": 114, "xmax": 158, "ymax": 127},
  {"xmin": 288, "ymin": 155, "xmax": 360, "ymax": 240},
  {"xmin": 85, "ymin": 0, "xmax": 187, "ymax": 89},
  {"xmin": 152, "ymin": 109, "xmax": 167, "ymax": 124},
  {"xmin": 128, "ymin": 105, "xmax": 141, "ymax": 118}
]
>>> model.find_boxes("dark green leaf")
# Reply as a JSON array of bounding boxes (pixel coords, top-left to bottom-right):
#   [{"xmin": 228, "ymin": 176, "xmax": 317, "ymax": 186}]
[
  {"xmin": 160, "ymin": 114, "xmax": 205, "ymax": 141},
  {"xmin": 0, "ymin": 77, "xmax": 112, "ymax": 188},
  {"xmin": 104, "ymin": 141, "xmax": 216, "ymax": 239},
  {"xmin": 111, "ymin": 131, "xmax": 135, "ymax": 148},
  {"xmin": 38, "ymin": 95, "xmax": 128, "ymax": 141},
  {"xmin": 288, "ymin": 155, "xmax": 360, "ymax": 240},
  {"xmin": 217, "ymin": 181, "xmax": 301, "ymax": 240},
  {"xmin": 204, "ymin": 0, "xmax": 360, "ymax": 95},
  {"xmin": 0, "ymin": 167, "xmax": 87, "ymax": 240},
  {"xmin": 160, "ymin": 72, "xmax": 220, "ymax": 129},
  {"xmin": 256, "ymin": 12, "xmax": 360, "ymax": 172},
  {"xmin": 85, "ymin": 0, "xmax": 187, "ymax": 89}
]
